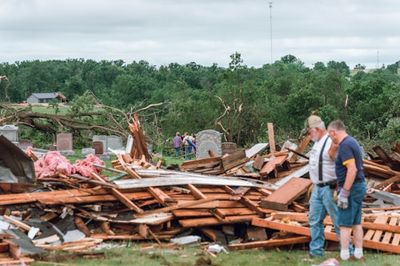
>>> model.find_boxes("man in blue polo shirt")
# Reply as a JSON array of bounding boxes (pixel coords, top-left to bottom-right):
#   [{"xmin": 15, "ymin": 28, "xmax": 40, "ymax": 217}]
[{"xmin": 328, "ymin": 120, "xmax": 366, "ymax": 261}]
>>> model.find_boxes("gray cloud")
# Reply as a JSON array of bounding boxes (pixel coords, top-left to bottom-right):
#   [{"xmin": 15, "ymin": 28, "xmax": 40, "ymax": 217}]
[{"xmin": 0, "ymin": 0, "xmax": 398, "ymax": 67}]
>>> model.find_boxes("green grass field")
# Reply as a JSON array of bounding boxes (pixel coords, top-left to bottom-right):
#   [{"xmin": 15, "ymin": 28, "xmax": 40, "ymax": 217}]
[{"xmin": 32, "ymin": 246, "xmax": 398, "ymax": 266}]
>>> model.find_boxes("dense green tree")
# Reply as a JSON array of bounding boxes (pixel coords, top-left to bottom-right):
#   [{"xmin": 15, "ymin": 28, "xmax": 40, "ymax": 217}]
[{"xmin": 0, "ymin": 55, "xmax": 399, "ymax": 149}]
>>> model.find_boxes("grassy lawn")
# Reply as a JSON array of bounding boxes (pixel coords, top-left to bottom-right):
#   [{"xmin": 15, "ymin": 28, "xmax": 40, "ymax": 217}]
[
  {"xmin": 164, "ymin": 156, "xmax": 185, "ymax": 167},
  {"xmin": 31, "ymin": 105, "xmax": 71, "ymax": 115},
  {"xmin": 66, "ymin": 149, "xmax": 115, "ymax": 168},
  {"xmin": 32, "ymin": 246, "xmax": 399, "ymax": 266}
]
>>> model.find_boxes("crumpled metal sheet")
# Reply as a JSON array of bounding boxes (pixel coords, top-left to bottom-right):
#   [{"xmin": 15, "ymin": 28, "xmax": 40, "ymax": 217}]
[{"xmin": 0, "ymin": 135, "xmax": 36, "ymax": 183}]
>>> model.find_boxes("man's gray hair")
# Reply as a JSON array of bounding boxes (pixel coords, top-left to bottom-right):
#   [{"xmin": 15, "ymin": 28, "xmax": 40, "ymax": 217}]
[
  {"xmin": 328, "ymin": 120, "xmax": 346, "ymax": 131},
  {"xmin": 315, "ymin": 121, "xmax": 326, "ymax": 130}
]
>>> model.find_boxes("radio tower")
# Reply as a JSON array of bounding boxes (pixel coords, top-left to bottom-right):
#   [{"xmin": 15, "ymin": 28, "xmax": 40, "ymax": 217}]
[{"xmin": 269, "ymin": 2, "xmax": 273, "ymax": 64}]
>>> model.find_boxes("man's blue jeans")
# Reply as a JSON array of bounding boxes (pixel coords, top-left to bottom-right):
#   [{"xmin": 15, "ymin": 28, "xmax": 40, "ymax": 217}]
[
  {"xmin": 309, "ymin": 185, "xmax": 339, "ymax": 256},
  {"xmin": 175, "ymin": 147, "xmax": 180, "ymax": 157}
]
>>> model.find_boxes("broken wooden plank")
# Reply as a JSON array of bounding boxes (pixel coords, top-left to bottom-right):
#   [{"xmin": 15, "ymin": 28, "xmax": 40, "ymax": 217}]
[
  {"xmin": 260, "ymin": 155, "xmax": 288, "ymax": 177},
  {"xmin": 289, "ymin": 135, "xmax": 311, "ymax": 163},
  {"xmin": 260, "ymin": 177, "xmax": 312, "ymax": 211},
  {"xmin": 91, "ymin": 172, "xmax": 144, "ymax": 213},
  {"xmin": 222, "ymin": 149, "xmax": 249, "ymax": 171},
  {"xmin": 187, "ymin": 184, "xmax": 207, "ymax": 199},
  {"xmin": 3, "ymin": 216, "xmax": 31, "ymax": 231},
  {"xmin": 274, "ymin": 164, "xmax": 309, "ymax": 188},
  {"xmin": 252, "ymin": 155, "xmax": 265, "ymax": 171},
  {"xmin": 123, "ymin": 163, "xmax": 175, "ymax": 206},
  {"xmin": 252, "ymin": 217, "xmax": 400, "ymax": 254},
  {"xmin": 179, "ymin": 215, "xmax": 259, "ymax": 228},
  {"xmin": 180, "ymin": 157, "xmax": 222, "ymax": 171},
  {"xmin": 267, "ymin": 123, "xmax": 276, "ymax": 153},
  {"xmin": 245, "ymin": 143, "xmax": 268, "ymax": 158},
  {"xmin": 229, "ymin": 236, "xmax": 310, "ymax": 250},
  {"xmin": 114, "ymin": 176, "xmax": 262, "ymax": 189}
]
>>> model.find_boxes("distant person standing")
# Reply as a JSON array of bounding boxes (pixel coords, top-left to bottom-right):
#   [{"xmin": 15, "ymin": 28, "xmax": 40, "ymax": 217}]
[
  {"xmin": 182, "ymin": 132, "xmax": 195, "ymax": 160},
  {"xmin": 328, "ymin": 120, "xmax": 366, "ymax": 261},
  {"xmin": 172, "ymin": 132, "xmax": 182, "ymax": 157},
  {"xmin": 191, "ymin": 134, "xmax": 197, "ymax": 152}
]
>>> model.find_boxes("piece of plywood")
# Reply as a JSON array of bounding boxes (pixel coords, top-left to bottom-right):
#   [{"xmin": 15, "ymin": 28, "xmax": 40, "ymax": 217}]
[
  {"xmin": 222, "ymin": 149, "xmax": 248, "ymax": 171},
  {"xmin": 260, "ymin": 155, "xmax": 288, "ymax": 177},
  {"xmin": 246, "ymin": 143, "xmax": 268, "ymax": 158},
  {"xmin": 253, "ymin": 155, "xmax": 265, "ymax": 171},
  {"xmin": 260, "ymin": 177, "xmax": 312, "ymax": 211}
]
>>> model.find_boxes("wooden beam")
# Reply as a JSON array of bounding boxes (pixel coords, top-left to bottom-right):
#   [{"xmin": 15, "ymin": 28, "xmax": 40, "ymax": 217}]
[
  {"xmin": 3, "ymin": 215, "xmax": 31, "ymax": 231},
  {"xmin": 136, "ymin": 197, "xmax": 216, "ymax": 216},
  {"xmin": 229, "ymin": 236, "xmax": 310, "ymax": 250},
  {"xmin": 267, "ymin": 123, "xmax": 276, "ymax": 154},
  {"xmin": 187, "ymin": 184, "xmax": 207, "ymax": 199},
  {"xmin": 122, "ymin": 164, "xmax": 175, "ymax": 206},
  {"xmin": 91, "ymin": 173, "xmax": 143, "ymax": 213},
  {"xmin": 179, "ymin": 215, "xmax": 259, "ymax": 228},
  {"xmin": 260, "ymin": 155, "xmax": 288, "ymax": 177},
  {"xmin": 252, "ymin": 218, "xmax": 400, "ymax": 254},
  {"xmin": 290, "ymin": 135, "xmax": 311, "ymax": 163}
]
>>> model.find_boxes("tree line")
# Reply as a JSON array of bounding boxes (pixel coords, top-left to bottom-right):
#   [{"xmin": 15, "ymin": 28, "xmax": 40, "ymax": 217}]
[{"xmin": 0, "ymin": 53, "xmax": 399, "ymax": 149}]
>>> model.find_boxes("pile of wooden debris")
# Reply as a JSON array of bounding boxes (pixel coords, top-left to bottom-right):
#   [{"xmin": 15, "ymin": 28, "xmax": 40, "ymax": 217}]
[{"xmin": 0, "ymin": 120, "xmax": 400, "ymax": 264}]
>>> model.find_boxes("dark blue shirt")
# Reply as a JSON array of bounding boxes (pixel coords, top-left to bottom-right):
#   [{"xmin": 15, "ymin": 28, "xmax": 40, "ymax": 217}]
[{"xmin": 335, "ymin": 136, "xmax": 365, "ymax": 186}]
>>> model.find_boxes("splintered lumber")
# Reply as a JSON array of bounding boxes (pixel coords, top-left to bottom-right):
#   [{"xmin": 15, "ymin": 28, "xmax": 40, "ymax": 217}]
[
  {"xmin": 91, "ymin": 233, "xmax": 174, "ymax": 241},
  {"xmin": 129, "ymin": 113, "xmax": 151, "ymax": 161},
  {"xmin": 74, "ymin": 217, "xmax": 91, "ymax": 237},
  {"xmin": 179, "ymin": 215, "xmax": 259, "ymax": 228},
  {"xmin": 267, "ymin": 123, "xmax": 276, "ymax": 153},
  {"xmin": 290, "ymin": 135, "xmax": 311, "ymax": 163},
  {"xmin": 271, "ymin": 212, "xmax": 400, "ymax": 233},
  {"xmin": 172, "ymin": 209, "xmax": 215, "ymax": 217},
  {"xmin": 114, "ymin": 176, "xmax": 261, "ymax": 189},
  {"xmin": 245, "ymin": 143, "xmax": 268, "ymax": 158},
  {"xmin": 91, "ymin": 173, "xmax": 143, "ymax": 213},
  {"xmin": 368, "ymin": 189, "xmax": 400, "ymax": 205},
  {"xmin": 180, "ymin": 157, "xmax": 222, "ymax": 171},
  {"xmin": 222, "ymin": 149, "xmax": 249, "ymax": 171},
  {"xmin": 122, "ymin": 164, "xmax": 175, "ymax": 205},
  {"xmin": 260, "ymin": 177, "xmax": 312, "ymax": 211},
  {"xmin": 274, "ymin": 164, "xmax": 309, "ymax": 187},
  {"xmin": 252, "ymin": 217, "xmax": 400, "ymax": 254},
  {"xmin": 172, "ymin": 208, "xmax": 255, "ymax": 218},
  {"xmin": 253, "ymin": 155, "xmax": 265, "ymax": 170},
  {"xmin": 260, "ymin": 155, "xmax": 288, "ymax": 177},
  {"xmin": 3, "ymin": 216, "xmax": 31, "ymax": 231},
  {"xmin": 187, "ymin": 184, "xmax": 207, "ymax": 199},
  {"xmin": 373, "ymin": 145, "xmax": 400, "ymax": 170},
  {"xmin": 0, "ymin": 257, "xmax": 34, "ymax": 265},
  {"xmin": 136, "ymin": 197, "xmax": 216, "ymax": 216},
  {"xmin": 363, "ymin": 162, "xmax": 399, "ymax": 179},
  {"xmin": 229, "ymin": 236, "xmax": 310, "ymax": 250}
]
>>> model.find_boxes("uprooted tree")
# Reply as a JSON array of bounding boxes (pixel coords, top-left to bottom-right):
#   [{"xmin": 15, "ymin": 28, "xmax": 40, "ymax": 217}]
[{"xmin": 0, "ymin": 91, "xmax": 166, "ymax": 145}]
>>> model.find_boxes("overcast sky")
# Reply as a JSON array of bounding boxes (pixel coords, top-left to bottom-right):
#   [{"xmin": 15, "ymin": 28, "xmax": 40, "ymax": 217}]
[{"xmin": 0, "ymin": 0, "xmax": 398, "ymax": 68}]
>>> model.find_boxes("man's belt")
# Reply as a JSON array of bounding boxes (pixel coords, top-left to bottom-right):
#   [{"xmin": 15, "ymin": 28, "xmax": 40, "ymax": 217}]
[{"xmin": 316, "ymin": 180, "xmax": 337, "ymax": 188}]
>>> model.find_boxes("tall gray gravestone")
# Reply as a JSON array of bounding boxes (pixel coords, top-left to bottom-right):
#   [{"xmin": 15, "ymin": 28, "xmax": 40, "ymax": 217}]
[
  {"xmin": 196, "ymin": 130, "xmax": 223, "ymax": 159},
  {"xmin": 107, "ymin": 135, "xmax": 124, "ymax": 150}
]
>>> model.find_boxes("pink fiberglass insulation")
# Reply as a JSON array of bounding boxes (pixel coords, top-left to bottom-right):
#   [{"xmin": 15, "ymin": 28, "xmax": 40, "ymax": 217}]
[{"xmin": 34, "ymin": 151, "xmax": 104, "ymax": 178}]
